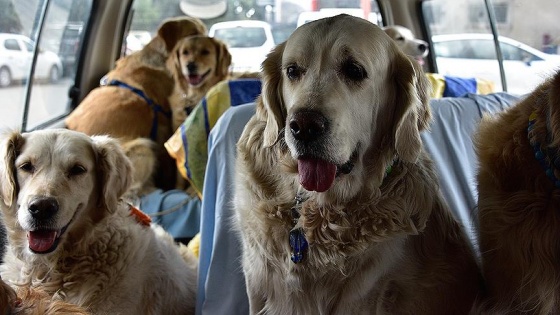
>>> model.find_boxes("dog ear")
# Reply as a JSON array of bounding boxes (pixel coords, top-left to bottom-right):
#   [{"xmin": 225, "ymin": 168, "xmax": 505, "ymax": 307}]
[
  {"xmin": 157, "ymin": 17, "xmax": 208, "ymax": 53},
  {"xmin": 392, "ymin": 54, "xmax": 431, "ymax": 163},
  {"xmin": 261, "ymin": 42, "xmax": 287, "ymax": 147},
  {"xmin": 214, "ymin": 38, "xmax": 232, "ymax": 78},
  {"xmin": 92, "ymin": 136, "xmax": 132, "ymax": 211},
  {"xmin": 0, "ymin": 131, "xmax": 22, "ymax": 208},
  {"xmin": 166, "ymin": 40, "xmax": 184, "ymax": 78}
]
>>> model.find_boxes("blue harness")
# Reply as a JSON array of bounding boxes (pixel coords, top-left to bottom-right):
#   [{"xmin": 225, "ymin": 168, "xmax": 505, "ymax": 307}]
[{"xmin": 107, "ymin": 79, "xmax": 171, "ymax": 141}]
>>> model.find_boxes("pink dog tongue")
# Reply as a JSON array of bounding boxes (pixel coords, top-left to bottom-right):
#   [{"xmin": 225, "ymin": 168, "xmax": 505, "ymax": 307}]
[
  {"xmin": 298, "ymin": 158, "xmax": 337, "ymax": 192},
  {"xmin": 188, "ymin": 75, "xmax": 203, "ymax": 86},
  {"xmin": 28, "ymin": 230, "xmax": 57, "ymax": 253}
]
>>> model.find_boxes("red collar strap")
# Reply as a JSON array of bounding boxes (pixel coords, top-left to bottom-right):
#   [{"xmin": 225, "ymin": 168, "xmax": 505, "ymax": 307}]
[{"xmin": 129, "ymin": 204, "xmax": 152, "ymax": 227}]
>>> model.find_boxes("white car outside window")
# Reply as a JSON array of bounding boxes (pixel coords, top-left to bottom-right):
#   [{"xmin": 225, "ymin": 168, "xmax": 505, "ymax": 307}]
[
  {"xmin": 0, "ymin": 33, "xmax": 62, "ymax": 87},
  {"xmin": 432, "ymin": 34, "xmax": 560, "ymax": 95},
  {"xmin": 209, "ymin": 20, "xmax": 275, "ymax": 73}
]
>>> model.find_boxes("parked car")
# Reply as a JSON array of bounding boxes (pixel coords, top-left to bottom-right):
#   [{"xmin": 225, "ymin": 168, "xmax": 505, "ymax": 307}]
[
  {"xmin": 125, "ymin": 30, "xmax": 152, "ymax": 54},
  {"xmin": 128, "ymin": 30, "xmax": 152, "ymax": 46},
  {"xmin": 58, "ymin": 23, "xmax": 84, "ymax": 77},
  {"xmin": 0, "ymin": 33, "xmax": 62, "ymax": 87},
  {"xmin": 125, "ymin": 34, "xmax": 144, "ymax": 54},
  {"xmin": 432, "ymin": 33, "xmax": 560, "ymax": 95},
  {"xmin": 209, "ymin": 20, "xmax": 275, "ymax": 72}
]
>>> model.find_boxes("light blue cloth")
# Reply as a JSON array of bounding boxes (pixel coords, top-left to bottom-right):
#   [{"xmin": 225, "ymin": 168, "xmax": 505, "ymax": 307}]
[
  {"xmin": 139, "ymin": 189, "xmax": 201, "ymax": 239},
  {"xmin": 195, "ymin": 93, "xmax": 521, "ymax": 314},
  {"xmin": 422, "ymin": 92, "xmax": 519, "ymax": 248},
  {"xmin": 196, "ymin": 103, "xmax": 255, "ymax": 315}
]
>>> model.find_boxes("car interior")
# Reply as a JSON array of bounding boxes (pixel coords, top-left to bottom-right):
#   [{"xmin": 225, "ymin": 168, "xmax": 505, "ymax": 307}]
[{"xmin": 1, "ymin": 0, "xmax": 560, "ymax": 313}]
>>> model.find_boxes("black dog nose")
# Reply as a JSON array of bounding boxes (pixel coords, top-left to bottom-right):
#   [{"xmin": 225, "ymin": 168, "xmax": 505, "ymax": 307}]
[
  {"xmin": 186, "ymin": 62, "xmax": 197, "ymax": 73},
  {"xmin": 289, "ymin": 110, "xmax": 328, "ymax": 142},
  {"xmin": 418, "ymin": 43, "xmax": 427, "ymax": 52},
  {"xmin": 28, "ymin": 197, "xmax": 59, "ymax": 220}
]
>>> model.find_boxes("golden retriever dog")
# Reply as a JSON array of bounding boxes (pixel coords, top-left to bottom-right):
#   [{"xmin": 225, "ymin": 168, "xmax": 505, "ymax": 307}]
[
  {"xmin": 1, "ymin": 276, "xmax": 90, "ymax": 314},
  {"xmin": 65, "ymin": 17, "xmax": 207, "ymax": 190},
  {"xmin": 383, "ymin": 25, "xmax": 428, "ymax": 65},
  {"xmin": 233, "ymin": 14, "xmax": 481, "ymax": 314},
  {"xmin": 476, "ymin": 70, "xmax": 560, "ymax": 314},
  {"xmin": 66, "ymin": 16, "xmax": 207, "ymax": 144},
  {"xmin": 0, "ymin": 129, "xmax": 198, "ymax": 314},
  {"xmin": 167, "ymin": 35, "xmax": 232, "ymax": 131},
  {"xmin": 121, "ymin": 137, "xmax": 159, "ymax": 201}
]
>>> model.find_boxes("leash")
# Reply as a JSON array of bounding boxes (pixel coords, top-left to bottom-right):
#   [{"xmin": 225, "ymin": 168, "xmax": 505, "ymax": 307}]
[{"xmin": 107, "ymin": 79, "xmax": 171, "ymax": 141}]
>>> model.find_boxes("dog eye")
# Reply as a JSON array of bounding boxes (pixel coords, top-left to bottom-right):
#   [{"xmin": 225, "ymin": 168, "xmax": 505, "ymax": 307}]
[
  {"xmin": 396, "ymin": 36, "xmax": 405, "ymax": 41},
  {"xmin": 286, "ymin": 65, "xmax": 303, "ymax": 80},
  {"xmin": 182, "ymin": 49, "xmax": 189, "ymax": 56},
  {"xmin": 341, "ymin": 61, "xmax": 367, "ymax": 82},
  {"xmin": 68, "ymin": 165, "xmax": 87, "ymax": 176},
  {"xmin": 18, "ymin": 162, "xmax": 34, "ymax": 173},
  {"xmin": 201, "ymin": 49, "xmax": 210, "ymax": 56}
]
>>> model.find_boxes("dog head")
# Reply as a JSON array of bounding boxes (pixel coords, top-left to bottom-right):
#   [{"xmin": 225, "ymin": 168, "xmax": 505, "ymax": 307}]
[
  {"xmin": 156, "ymin": 16, "xmax": 208, "ymax": 53},
  {"xmin": 0, "ymin": 129, "xmax": 132, "ymax": 255},
  {"xmin": 383, "ymin": 25, "xmax": 428, "ymax": 65},
  {"xmin": 260, "ymin": 14, "xmax": 431, "ymax": 196},
  {"xmin": 170, "ymin": 35, "xmax": 232, "ymax": 88}
]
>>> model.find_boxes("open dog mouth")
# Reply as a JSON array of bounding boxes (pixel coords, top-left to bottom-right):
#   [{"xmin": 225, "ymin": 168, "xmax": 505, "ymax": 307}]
[
  {"xmin": 27, "ymin": 215, "xmax": 75, "ymax": 254},
  {"xmin": 187, "ymin": 69, "xmax": 210, "ymax": 86},
  {"xmin": 297, "ymin": 149, "xmax": 359, "ymax": 192}
]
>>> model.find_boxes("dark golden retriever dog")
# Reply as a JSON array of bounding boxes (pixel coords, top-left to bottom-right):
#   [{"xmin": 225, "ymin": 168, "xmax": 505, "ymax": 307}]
[
  {"xmin": 233, "ymin": 14, "xmax": 481, "ymax": 314},
  {"xmin": 167, "ymin": 35, "xmax": 232, "ymax": 131},
  {"xmin": 65, "ymin": 17, "xmax": 207, "ymax": 190},
  {"xmin": 476, "ymin": 69, "xmax": 560, "ymax": 314}
]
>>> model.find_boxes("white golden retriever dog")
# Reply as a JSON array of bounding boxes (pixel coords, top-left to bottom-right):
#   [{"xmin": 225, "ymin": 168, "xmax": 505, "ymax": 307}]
[
  {"xmin": 234, "ymin": 14, "xmax": 481, "ymax": 314},
  {"xmin": 0, "ymin": 129, "xmax": 197, "ymax": 314},
  {"xmin": 383, "ymin": 25, "xmax": 429, "ymax": 64}
]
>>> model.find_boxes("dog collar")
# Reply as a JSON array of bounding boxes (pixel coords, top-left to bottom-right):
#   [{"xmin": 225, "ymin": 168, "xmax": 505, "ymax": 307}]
[
  {"xmin": 107, "ymin": 80, "xmax": 171, "ymax": 141},
  {"xmin": 289, "ymin": 193, "xmax": 308, "ymax": 263},
  {"xmin": 528, "ymin": 110, "xmax": 560, "ymax": 188},
  {"xmin": 129, "ymin": 204, "xmax": 152, "ymax": 227},
  {"xmin": 288, "ymin": 162, "xmax": 395, "ymax": 263}
]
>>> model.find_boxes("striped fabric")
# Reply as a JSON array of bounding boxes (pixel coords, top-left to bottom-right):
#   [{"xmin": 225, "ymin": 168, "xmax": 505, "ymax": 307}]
[{"xmin": 165, "ymin": 79, "xmax": 262, "ymax": 197}]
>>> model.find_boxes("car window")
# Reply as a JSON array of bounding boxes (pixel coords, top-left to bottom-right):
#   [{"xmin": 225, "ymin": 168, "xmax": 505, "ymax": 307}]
[
  {"xmin": 423, "ymin": 0, "xmax": 560, "ymax": 95},
  {"xmin": 22, "ymin": 39, "xmax": 34, "ymax": 52},
  {"xmin": 499, "ymin": 43, "xmax": 522, "ymax": 61},
  {"xmin": 434, "ymin": 40, "xmax": 476, "ymax": 59},
  {"xmin": 214, "ymin": 27, "xmax": 267, "ymax": 48},
  {"xmin": 125, "ymin": 0, "xmax": 383, "ymax": 73},
  {"xmin": 0, "ymin": 0, "xmax": 92, "ymax": 131},
  {"xmin": 470, "ymin": 40, "xmax": 497, "ymax": 59},
  {"xmin": 4, "ymin": 39, "xmax": 20, "ymax": 51}
]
